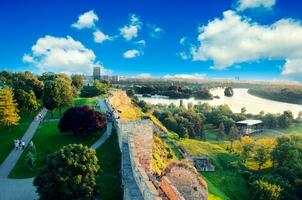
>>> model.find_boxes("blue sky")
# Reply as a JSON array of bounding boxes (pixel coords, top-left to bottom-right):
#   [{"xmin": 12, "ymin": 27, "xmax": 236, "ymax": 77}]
[{"xmin": 1, "ymin": 0, "xmax": 302, "ymax": 81}]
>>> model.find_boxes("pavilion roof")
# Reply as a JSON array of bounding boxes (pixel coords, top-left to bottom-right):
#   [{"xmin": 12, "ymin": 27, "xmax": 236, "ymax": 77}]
[{"xmin": 236, "ymin": 119, "xmax": 263, "ymax": 126}]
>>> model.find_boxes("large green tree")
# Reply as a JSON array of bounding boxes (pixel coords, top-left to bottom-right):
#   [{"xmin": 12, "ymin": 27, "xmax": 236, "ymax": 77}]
[
  {"xmin": 71, "ymin": 74, "xmax": 84, "ymax": 90},
  {"xmin": 34, "ymin": 144, "xmax": 100, "ymax": 200}
]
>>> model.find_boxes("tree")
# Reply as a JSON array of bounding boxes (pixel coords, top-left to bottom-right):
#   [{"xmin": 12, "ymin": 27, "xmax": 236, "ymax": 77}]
[
  {"xmin": 271, "ymin": 135, "xmax": 302, "ymax": 172},
  {"xmin": 224, "ymin": 87, "xmax": 234, "ymax": 97},
  {"xmin": 254, "ymin": 138, "xmax": 275, "ymax": 170},
  {"xmin": 229, "ymin": 125, "xmax": 239, "ymax": 149},
  {"xmin": 251, "ymin": 180, "xmax": 283, "ymax": 200},
  {"xmin": 0, "ymin": 88, "xmax": 20, "ymax": 127},
  {"xmin": 25, "ymin": 141, "xmax": 37, "ymax": 170},
  {"xmin": 241, "ymin": 107, "xmax": 247, "ymax": 114},
  {"xmin": 126, "ymin": 89, "xmax": 135, "ymax": 97},
  {"xmin": 42, "ymin": 77, "xmax": 73, "ymax": 117},
  {"xmin": 34, "ymin": 144, "xmax": 99, "ymax": 200},
  {"xmin": 80, "ymin": 81, "xmax": 109, "ymax": 98},
  {"xmin": 15, "ymin": 89, "xmax": 39, "ymax": 114},
  {"xmin": 71, "ymin": 74, "xmax": 84, "ymax": 90},
  {"xmin": 240, "ymin": 136, "xmax": 254, "ymax": 163},
  {"xmin": 263, "ymin": 113, "xmax": 278, "ymax": 129},
  {"xmin": 12, "ymin": 71, "xmax": 43, "ymax": 99},
  {"xmin": 278, "ymin": 111, "xmax": 293, "ymax": 128},
  {"xmin": 218, "ymin": 122, "xmax": 225, "ymax": 141},
  {"xmin": 58, "ymin": 106, "xmax": 107, "ymax": 136}
]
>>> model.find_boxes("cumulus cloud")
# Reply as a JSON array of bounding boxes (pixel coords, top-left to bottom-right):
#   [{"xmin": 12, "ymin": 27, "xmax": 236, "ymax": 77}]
[
  {"xmin": 237, "ymin": 0, "xmax": 276, "ymax": 11},
  {"xmin": 164, "ymin": 73, "xmax": 207, "ymax": 80},
  {"xmin": 136, "ymin": 40, "xmax": 146, "ymax": 46},
  {"xmin": 22, "ymin": 35, "xmax": 107, "ymax": 74},
  {"xmin": 120, "ymin": 14, "xmax": 142, "ymax": 41},
  {"xmin": 93, "ymin": 29, "xmax": 112, "ymax": 43},
  {"xmin": 178, "ymin": 52, "xmax": 189, "ymax": 60},
  {"xmin": 191, "ymin": 10, "xmax": 302, "ymax": 80},
  {"xmin": 72, "ymin": 10, "xmax": 99, "ymax": 29},
  {"xmin": 179, "ymin": 37, "xmax": 186, "ymax": 45},
  {"xmin": 147, "ymin": 24, "xmax": 163, "ymax": 38},
  {"xmin": 123, "ymin": 49, "xmax": 141, "ymax": 58}
]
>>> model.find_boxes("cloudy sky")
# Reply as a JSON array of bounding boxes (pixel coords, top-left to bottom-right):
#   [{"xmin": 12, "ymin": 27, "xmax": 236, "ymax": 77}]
[{"xmin": 1, "ymin": 0, "xmax": 302, "ymax": 81}]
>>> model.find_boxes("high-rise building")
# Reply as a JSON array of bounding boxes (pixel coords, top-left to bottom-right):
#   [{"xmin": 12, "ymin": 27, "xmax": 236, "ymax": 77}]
[{"xmin": 93, "ymin": 67, "xmax": 101, "ymax": 80}]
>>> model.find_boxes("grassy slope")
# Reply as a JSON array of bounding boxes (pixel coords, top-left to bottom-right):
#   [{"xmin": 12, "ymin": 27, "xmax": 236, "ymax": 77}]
[
  {"xmin": 9, "ymin": 120, "xmax": 104, "ymax": 178},
  {"xmin": 179, "ymin": 139, "xmax": 251, "ymax": 200},
  {"xmin": 96, "ymin": 130, "xmax": 122, "ymax": 200},
  {"xmin": 253, "ymin": 123, "xmax": 302, "ymax": 139},
  {"xmin": 45, "ymin": 97, "xmax": 99, "ymax": 119},
  {"xmin": 9, "ymin": 97, "xmax": 104, "ymax": 178},
  {"xmin": 0, "ymin": 112, "xmax": 36, "ymax": 165}
]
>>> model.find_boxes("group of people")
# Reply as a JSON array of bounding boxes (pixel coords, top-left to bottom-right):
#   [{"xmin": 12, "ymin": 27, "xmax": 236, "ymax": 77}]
[
  {"xmin": 14, "ymin": 139, "xmax": 25, "ymax": 150},
  {"xmin": 36, "ymin": 113, "xmax": 43, "ymax": 121}
]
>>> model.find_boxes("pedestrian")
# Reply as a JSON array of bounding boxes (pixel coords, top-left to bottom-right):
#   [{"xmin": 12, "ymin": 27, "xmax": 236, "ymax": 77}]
[
  {"xmin": 14, "ymin": 139, "xmax": 19, "ymax": 150},
  {"xmin": 21, "ymin": 141, "xmax": 25, "ymax": 150}
]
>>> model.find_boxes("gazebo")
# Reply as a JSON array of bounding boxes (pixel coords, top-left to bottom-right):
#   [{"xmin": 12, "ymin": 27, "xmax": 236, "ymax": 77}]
[{"xmin": 236, "ymin": 119, "xmax": 263, "ymax": 135}]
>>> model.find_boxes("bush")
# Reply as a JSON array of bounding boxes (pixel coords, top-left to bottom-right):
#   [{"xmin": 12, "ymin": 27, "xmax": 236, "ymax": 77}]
[
  {"xmin": 224, "ymin": 87, "xmax": 234, "ymax": 97},
  {"xmin": 34, "ymin": 144, "xmax": 99, "ymax": 200},
  {"xmin": 251, "ymin": 180, "xmax": 282, "ymax": 200},
  {"xmin": 58, "ymin": 106, "xmax": 107, "ymax": 136}
]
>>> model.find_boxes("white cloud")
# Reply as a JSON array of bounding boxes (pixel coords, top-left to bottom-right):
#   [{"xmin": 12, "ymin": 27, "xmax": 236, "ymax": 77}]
[
  {"xmin": 72, "ymin": 10, "xmax": 99, "ymax": 29},
  {"xmin": 164, "ymin": 73, "xmax": 207, "ymax": 79},
  {"xmin": 148, "ymin": 24, "xmax": 163, "ymax": 38},
  {"xmin": 23, "ymin": 35, "xmax": 108, "ymax": 75},
  {"xmin": 22, "ymin": 54, "xmax": 36, "ymax": 64},
  {"xmin": 93, "ymin": 30, "xmax": 112, "ymax": 43},
  {"xmin": 237, "ymin": 0, "xmax": 276, "ymax": 11},
  {"xmin": 136, "ymin": 73, "xmax": 152, "ymax": 78},
  {"xmin": 178, "ymin": 52, "xmax": 189, "ymax": 60},
  {"xmin": 191, "ymin": 10, "xmax": 302, "ymax": 80},
  {"xmin": 179, "ymin": 37, "xmax": 186, "ymax": 45},
  {"xmin": 120, "ymin": 14, "xmax": 142, "ymax": 41},
  {"xmin": 123, "ymin": 49, "xmax": 141, "ymax": 58},
  {"xmin": 136, "ymin": 40, "xmax": 146, "ymax": 46}
]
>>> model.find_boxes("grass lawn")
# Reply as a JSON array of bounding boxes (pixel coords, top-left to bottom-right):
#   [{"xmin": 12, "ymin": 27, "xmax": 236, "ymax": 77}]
[
  {"xmin": 44, "ymin": 97, "xmax": 100, "ymax": 120},
  {"xmin": 96, "ymin": 129, "xmax": 122, "ymax": 200},
  {"xmin": 178, "ymin": 138, "xmax": 251, "ymax": 200},
  {"xmin": 9, "ymin": 120, "xmax": 105, "ymax": 178},
  {"xmin": 0, "ymin": 112, "xmax": 36, "ymax": 165},
  {"xmin": 253, "ymin": 123, "xmax": 302, "ymax": 139}
]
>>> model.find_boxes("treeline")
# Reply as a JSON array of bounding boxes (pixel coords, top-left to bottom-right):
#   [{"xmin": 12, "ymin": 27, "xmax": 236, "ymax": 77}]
[
  {"xmin": 0, "ymin": 70, "xmax": 109, "ymax": 124},
  {"xmin": 233, "ymin": 135, "xmax": 302, "ymax": 200},
  {"xmin": 133, "ymin": 85, "xmax": 213, "ymax": 99},
  {"xmin": 249, "ymin": 86, "xmax": 302, "ymax": 105},
  {"xmin": 147, "ymin": 102, "xmax": 296, "ymax": 139}
]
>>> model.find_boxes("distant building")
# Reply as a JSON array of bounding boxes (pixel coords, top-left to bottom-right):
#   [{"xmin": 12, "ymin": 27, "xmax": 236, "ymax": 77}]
[
  {"xmin": 236, "ymin": 119, "xmax": 263, "ymax": 135},
  {"xmin": 93, "ymin": 67, "xmax": 101, "ymax": 80},
  {"xmin": 112, "ymin": 75, "xmax": 120, "ymax": 82}
]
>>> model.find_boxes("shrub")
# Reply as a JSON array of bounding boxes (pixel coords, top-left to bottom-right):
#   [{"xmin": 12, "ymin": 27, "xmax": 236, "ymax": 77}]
[
  {"xmin": 58, "ymin": 106, "xmax": 107, "ymax": 136},
  {"xmin": 34, "ymin": 144, "xmax": 99, "ymax": 200}
]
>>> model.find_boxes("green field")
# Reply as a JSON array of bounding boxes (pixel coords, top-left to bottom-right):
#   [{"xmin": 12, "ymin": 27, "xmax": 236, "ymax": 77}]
[
  {"xmin": 253, "ymin": 123, "xmax": 302, "ymax": 139},
  {"xmin": 44, "ymin": 97, "xmax": 99, "ymax": 119},
  {"xmin": 9, "ymin": 96, "xmax": 105, "ymax": 178},
  {"xmin": 179, "ymin": 139, "xmax": 251, "ymax": 200},
  {"xmin": 0, "ymin": 112, "xmax": 37, "ymax": 165},
  {"xmin": 96, "ymin": 130, "xmax": 122, "ymax": 200},
  {"xmin": 9, "ymin": 120, "xmax": 105, "ymax": 178}
]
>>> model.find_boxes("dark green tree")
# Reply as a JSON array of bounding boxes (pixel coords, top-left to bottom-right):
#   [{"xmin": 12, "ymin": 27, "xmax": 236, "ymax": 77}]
[{"xmin": 34, "ymin": 144, "xmax": 100, "ymax": 200}]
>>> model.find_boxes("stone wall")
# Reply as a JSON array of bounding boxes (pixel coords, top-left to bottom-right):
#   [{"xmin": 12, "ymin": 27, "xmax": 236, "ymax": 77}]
[{"xmin": 161, "ymin": 176, "xmax": 185, "ymax": 200}]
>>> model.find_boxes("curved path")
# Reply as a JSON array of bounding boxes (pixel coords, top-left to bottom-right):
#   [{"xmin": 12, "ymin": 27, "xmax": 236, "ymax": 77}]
[{"xmin": 0, "ymin": 99, "xmax": 113, "ymax": 200}]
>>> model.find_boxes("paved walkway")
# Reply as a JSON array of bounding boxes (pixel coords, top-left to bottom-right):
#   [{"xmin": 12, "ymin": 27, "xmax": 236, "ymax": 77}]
[
  {"xmin": 91, "ymin": 99, "xmax": 112, "ymax": 150},
  {"xmin": 0, "ymin": 108, "xmax": 47, "ymax": 178},
  {"xmin": 0, "ymin": 99, "xmax": 113, "ymax": 200}
]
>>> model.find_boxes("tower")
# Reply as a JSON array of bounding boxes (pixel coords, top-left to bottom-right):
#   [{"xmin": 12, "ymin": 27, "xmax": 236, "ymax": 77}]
[{"xmin": 93, "ymin": 66, "xmax": 101, "ymax": 80}]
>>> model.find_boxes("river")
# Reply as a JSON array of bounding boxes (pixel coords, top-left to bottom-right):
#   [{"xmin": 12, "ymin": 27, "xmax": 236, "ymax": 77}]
[{"xmin": 138, "ymin": 88, "xmax": 302, "ymax": 118}]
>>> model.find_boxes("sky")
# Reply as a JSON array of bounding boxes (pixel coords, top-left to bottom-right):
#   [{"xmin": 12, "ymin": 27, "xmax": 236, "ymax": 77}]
[{"xmin": 1, "ymin": 0, "xmax": 302, "ymax": 81}]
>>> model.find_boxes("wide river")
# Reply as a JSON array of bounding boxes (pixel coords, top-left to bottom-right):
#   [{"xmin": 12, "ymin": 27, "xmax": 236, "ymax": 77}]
[{"xmin": 138, "ymin": 88, "xmax": 302, "ymax": 118}]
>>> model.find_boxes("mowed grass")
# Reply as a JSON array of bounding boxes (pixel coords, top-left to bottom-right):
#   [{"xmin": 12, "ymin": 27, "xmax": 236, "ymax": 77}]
[
  {"xmin": 44, "ymin": 97, "xmax": 99, "ymax": 120},
  {"xmin": 9, "ymin": 97, "xmax": 105, "ymax": 178},
  {"xmin": 9, "ymin": 120, "xmax": 105, "ymax": 178},
  {"xmin": 253, "ymin": 123, "xmax": 302, "ymax": 139},
  {"xmin": 96, "ymin": 130, "xmax": 122, "ymax": 200},
  {"xmin": 179, "ymin": 139, "xmax": 251, "ymax": 200},
  {"xmin": 0, "ymin": 111, "xmax": 36, "ymax": 165}
]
